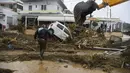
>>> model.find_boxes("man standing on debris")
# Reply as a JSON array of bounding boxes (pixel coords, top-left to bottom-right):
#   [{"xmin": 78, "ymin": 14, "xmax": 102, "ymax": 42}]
[
  {"xmin": 34, "ymin": 25, "xmax": 52, "ymax": 59},
  {"xmin": 0, "ymin": 23, "xmax": 2, "ymax": 31}
]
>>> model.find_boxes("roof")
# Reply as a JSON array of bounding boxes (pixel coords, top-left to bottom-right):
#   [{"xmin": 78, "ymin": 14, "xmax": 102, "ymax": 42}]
[
  {"xmin": 0, "ymin": 0, "xmax": 23, "ymax": 4},
  {"xmin": 38, "ymin": 15, "xmax": 74, "ymax": 22},
  {"xmin": 57, "ymin": 0, "xmax": 67, "ymax": 9},
  {"xmin": 0, "ymin": 0, "xmax": 16, "ymax": 4},
  {"xmin": 37, "ymin": 14, "xmax": 90, "ymax": 23},
  {"xmin": 88, "ymin": 17, "xmax": 120, "ymax": 22},
  {"xmin": 21, "ymin": 0, "xmax": 42, "ymax": 2},
  {"xmin": 14, "ymin": 0, "xmax": 23, "ymax": 4}
]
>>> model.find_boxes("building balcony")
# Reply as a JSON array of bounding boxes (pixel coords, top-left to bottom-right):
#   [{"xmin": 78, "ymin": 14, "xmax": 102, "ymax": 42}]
[
  {"xmin": 0, "ymin": 6, "xmax": 3, "ymax": 13},
  {"xmin": 0, "ymin": 8, "xmax": 5, "ymax": 17},
  {"xmin": 20, "ymin": 10, "xmax": 62, "ymax": 14}
]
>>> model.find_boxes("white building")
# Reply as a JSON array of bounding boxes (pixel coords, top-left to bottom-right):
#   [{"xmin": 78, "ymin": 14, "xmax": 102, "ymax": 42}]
[
  {"xmin": 0, "ymin": 0, "xmax": 23, "ymax": 29},
  {"xmin": 20, "ymin": 0, "xmax": 72, "ymax": 28},
  {"xmin": 22, "ymin": 0, "xmax": 66, "ymax": 13}
]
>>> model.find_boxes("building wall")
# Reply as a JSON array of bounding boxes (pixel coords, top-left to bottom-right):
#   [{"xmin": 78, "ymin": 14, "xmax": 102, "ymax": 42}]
[
  {"xmin": 0, "ymin": 6, "xmax": 18, "ymax": 29},
  {"xmin": 0, "ymin": 16, "xmax": 5, "ymax": 27},
  {"xmin": 23, "ymin": 0, "xmax": 63, "ymax": 12},
  {"xmin": 57, "ymin": 3, "xmax": 63, "ymax": 11}
]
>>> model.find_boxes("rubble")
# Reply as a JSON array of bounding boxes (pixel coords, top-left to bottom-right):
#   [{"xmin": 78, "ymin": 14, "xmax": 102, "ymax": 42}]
[
  {"xmin": 0, "ymin": 30, "xmax": 129, "ymax": 71},
  {"xmin": 75, "ymin": 29, "xmax": 108, "ymax": 49},
  {"xmin": 0, "ymin": 31, "xmax": 37, "ymax": 51},
  {"xmin": 64, "ymin": 65, "xmax": 68, "ymax": 68}
]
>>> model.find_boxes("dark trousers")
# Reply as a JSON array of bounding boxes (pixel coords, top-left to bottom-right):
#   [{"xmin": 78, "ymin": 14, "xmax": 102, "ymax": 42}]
[
  {"xmin": 38, "ymin": 39, "xmax": 47, "ymax": 58},
  {"xmin": 0, "ymin": 30, "xmax": 2, "ymax": 37}
]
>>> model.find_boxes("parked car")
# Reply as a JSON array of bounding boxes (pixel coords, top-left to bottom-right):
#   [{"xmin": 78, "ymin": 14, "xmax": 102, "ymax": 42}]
[{"xmin": 48, "ymin": 21, "xmax": 72, "ymax": 41}]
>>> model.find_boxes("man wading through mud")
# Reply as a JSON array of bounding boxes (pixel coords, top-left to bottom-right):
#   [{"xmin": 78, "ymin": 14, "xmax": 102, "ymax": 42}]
[{"xmin": 34, "ymin": 25, "xmax": 52, "ymax": 60}]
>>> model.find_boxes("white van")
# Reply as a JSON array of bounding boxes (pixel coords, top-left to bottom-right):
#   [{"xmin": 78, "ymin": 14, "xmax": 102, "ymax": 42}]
[{"xmin": 48, "ymin": 21, "xmax": 72, "ymax": 41}]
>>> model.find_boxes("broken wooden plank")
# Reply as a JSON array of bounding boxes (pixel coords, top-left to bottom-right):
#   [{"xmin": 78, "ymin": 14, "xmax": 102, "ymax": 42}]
[{"xmin": 89, "ymin": 47, "xmax": 125, "ymax": 51}]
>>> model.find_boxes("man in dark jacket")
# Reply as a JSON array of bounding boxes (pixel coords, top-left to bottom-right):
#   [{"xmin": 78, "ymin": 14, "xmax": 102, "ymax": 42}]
[
  {"xmin": 34, "ymin": 25, "xmax": 51, "ymax": 59},
  {"xmin": 0, "ymin": 23, "xmax": 2, "ymax": 31},
  {"xmin": 0, "ymin": 23, "xmax": 2, "ymax": 36}
]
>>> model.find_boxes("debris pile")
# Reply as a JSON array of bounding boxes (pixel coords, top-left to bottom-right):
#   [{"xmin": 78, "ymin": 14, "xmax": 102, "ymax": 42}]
[
  {"xmin": 121, "ymin": 46, "xmax": 130, "ymax": 68},
  {"xmin": 0, "ymin": 31, "xmax": 37, "ymax": 51},
  {"xmin": 75, "ymin": 29, "xmax": 108, "ymax": 49},
  {"xmin": 0, "ymin": 29, "xmax": 129, "ymax": 71}
]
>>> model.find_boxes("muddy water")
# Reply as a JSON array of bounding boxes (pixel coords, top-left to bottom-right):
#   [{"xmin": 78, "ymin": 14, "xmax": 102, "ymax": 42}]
[
  {"xmin": 0, "ymin": 60, "xmax": 106, "ymax": 73},
  {"xmin": 0, "ymin": 60, "xmax": 129, "ymax": 73}
]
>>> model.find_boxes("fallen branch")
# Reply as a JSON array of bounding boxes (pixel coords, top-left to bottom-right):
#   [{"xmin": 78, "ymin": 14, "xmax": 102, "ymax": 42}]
[{"xmin": 26, "ymin": 45, "xmax": 36, "ymax": 51}]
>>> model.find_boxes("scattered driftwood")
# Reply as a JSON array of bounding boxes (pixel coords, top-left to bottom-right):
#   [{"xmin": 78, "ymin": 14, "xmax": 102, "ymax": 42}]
[{"xmin": 26, "ymin": 45, "xmax": 36, "ymax": 51}]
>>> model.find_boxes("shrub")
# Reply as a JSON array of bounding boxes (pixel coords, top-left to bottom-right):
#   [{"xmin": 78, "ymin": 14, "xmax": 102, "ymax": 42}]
[{"xmin": 68, "ymin": 23, "xmax": 76, "ymax": 33}]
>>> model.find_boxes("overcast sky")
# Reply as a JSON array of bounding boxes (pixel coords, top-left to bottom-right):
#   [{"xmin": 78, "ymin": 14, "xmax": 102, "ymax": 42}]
[{"xmin": 64, "ymin": 0, "xmax": 130, "ymax": 23}]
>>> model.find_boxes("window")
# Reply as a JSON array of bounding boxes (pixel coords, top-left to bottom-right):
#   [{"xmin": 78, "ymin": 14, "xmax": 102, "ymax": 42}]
[
  {"xmin": 64, "ymin": 28, "xmax": 70, "ymax": 35},
  {"xmin": 7, "ymin": 16, "xmax": 13, "ymax": 26},
  {"xmin": 1, "ymin": 4, "xmax": 4, "ymax": 6},
  {"xmin": 57, "ymin": 24, "xmax": 64, "ymax": 30},
  {"xmin": 9, "ymin": 4, "xmax": 13, "ymax": 9},
  {"xmin": 41, "ymin": 5, "xmax": 46, "ymax": 10},
  {"xmin": 17, "ymin": 4, "xmax": 23, "ymax": 10},
  {"xmin": 29, "ymin": 5, "xmax": 32, "ymax": 11}
]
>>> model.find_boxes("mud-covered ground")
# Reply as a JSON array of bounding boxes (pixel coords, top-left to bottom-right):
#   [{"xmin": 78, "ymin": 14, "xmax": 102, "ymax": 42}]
[
  {"xmin": 0, "ymin": 48, "xmax": 129, "ymax": 73},
  {"xmin": 0, "ymin": 31, "xmax": 129, "ymax": 73}
]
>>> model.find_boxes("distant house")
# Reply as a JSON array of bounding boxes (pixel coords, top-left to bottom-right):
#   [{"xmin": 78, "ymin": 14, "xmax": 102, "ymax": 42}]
[
  {"xmin": 20, "ymin": 0, "xmax": 73, "ymax": 28},
  {"xmin": 22, "ymin": 0, "xmax": 67, "ymax": 13},
  {"xmin": 0, "ymin": 0, "xmax": 23, "ymax": 29}
]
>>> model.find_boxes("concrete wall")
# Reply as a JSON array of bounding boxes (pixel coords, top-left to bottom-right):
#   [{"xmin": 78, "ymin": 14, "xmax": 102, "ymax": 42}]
[{"xmin": 23, "ymin": 0, "xmax": 63, "ymax": 11}]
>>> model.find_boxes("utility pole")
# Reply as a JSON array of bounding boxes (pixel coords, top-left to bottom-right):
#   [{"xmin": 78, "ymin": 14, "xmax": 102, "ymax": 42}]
[
  {"xmin": 110, "ymin": 8, "xmax": 111, "ymax": 18},
  {"xmin": 110, "ymin": 8, "xmax": 112, "ymax": 32},
  {"xmin": 107, "ymin": 6, "xmax": 109, "ymax": 18}
]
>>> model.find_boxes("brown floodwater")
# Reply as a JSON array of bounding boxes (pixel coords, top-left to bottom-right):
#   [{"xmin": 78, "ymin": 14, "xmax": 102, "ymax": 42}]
[{"xmin": 0, "ymin": 60, "xmax": 129, "ymax": 73}]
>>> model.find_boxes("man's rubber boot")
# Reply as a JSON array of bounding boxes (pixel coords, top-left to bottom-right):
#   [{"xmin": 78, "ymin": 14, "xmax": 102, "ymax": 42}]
[{"xmin": 40, "ymin": 52, "xmax": 44, "ymax": 61}]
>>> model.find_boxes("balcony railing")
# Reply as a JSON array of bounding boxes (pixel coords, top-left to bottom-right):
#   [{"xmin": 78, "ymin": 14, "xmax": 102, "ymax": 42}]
[{"xmin": 0, "ymin": 5, "xmax": 18, "ymax": 13}]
